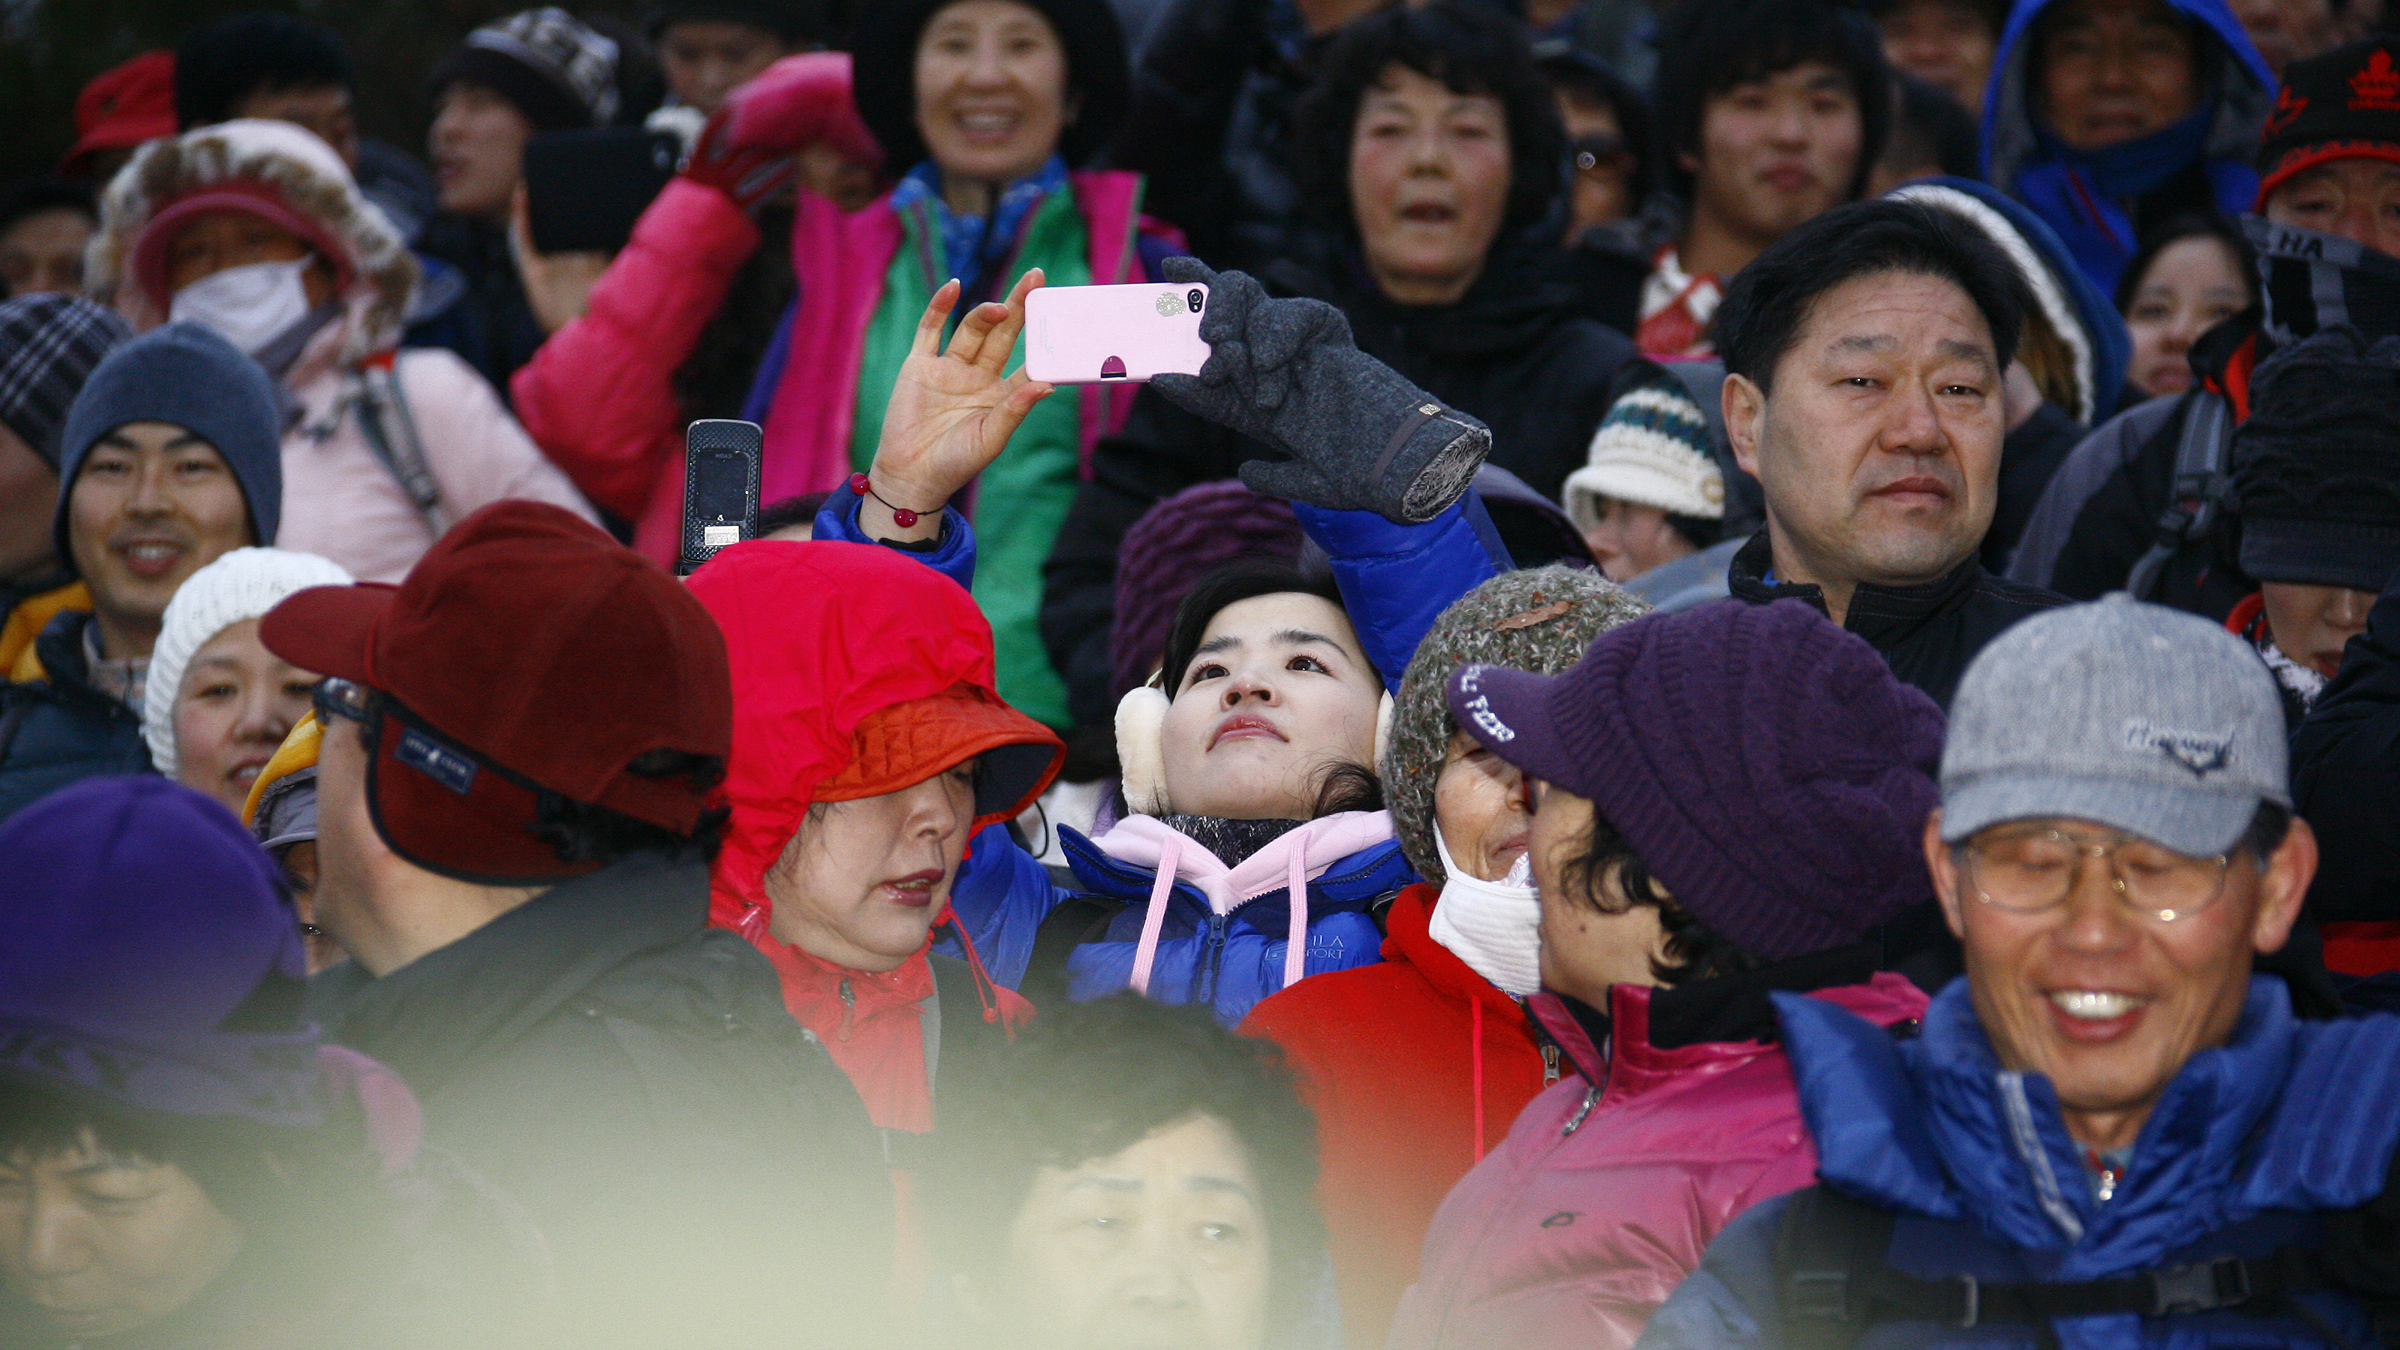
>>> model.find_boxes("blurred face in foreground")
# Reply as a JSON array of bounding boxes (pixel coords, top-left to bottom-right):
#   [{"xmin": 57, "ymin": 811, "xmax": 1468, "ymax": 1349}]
[
  {"xmin": 971, "ymin": 1113, "xmax": 1272, "ymax": 1350},
  {"xmin": 1927, "ymin": 810, "xmax": 2315, "ymax": 1150},
  {"xmin": 0, "ymin": 1133, "xmax": 245, "ymax": 1339},
  {"xmin": 765, "ymin": 758, "xmax": 979, "ymax": 971},
  {"xmin": 1160, "ymin": 593, "xmax": 1381, "ymax": 821}
]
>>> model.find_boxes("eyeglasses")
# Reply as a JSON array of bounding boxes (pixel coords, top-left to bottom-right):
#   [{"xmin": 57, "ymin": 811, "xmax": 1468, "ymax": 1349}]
[
  {"xmin": 312, "ymin": 677, "xmax": 375, "ymax": 726},
  {"xmin": 1956, "ymin": 826, "xmax": 2233, "ymax": 922},
  {"xmin": 1571, "ymin": 134, "xmax": 1632, "ymax": 177}
]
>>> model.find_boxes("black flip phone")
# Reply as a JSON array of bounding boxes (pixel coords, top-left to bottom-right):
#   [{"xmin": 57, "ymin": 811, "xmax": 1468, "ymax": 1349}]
[
  {"xmin": 679, "ymin": 419, "xmax": 762, "ymax": 575},
  {"xmin": 522, "ymin": 127, "xmax": 678, "ymax": 254}
]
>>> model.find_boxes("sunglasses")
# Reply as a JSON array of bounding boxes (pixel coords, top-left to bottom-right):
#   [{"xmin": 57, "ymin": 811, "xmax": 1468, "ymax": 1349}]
[{"xmin": 312, "ymin": 676, "xmax": 375, "ymax": 726}]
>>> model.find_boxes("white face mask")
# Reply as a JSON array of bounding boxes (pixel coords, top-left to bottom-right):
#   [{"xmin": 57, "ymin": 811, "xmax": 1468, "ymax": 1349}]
[
  {"xmin": 169, "ymin": 258, "xmax": 314, "ymax": 357},
  {"xmin": 1427, "ymin": 820, "xmax": 1543, "ymax": 997}
]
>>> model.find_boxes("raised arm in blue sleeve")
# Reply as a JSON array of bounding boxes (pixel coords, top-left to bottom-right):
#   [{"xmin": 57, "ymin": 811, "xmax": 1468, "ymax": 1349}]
[{"xmin": 1293, "ymin": 496, "xmax": 1507, "ymax": 695}]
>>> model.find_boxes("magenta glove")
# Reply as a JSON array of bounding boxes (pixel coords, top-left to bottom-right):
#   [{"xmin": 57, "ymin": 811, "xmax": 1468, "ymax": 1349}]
[{"xmin": 683, "ymin": 51, "xmax": 884, "ymax": 212}]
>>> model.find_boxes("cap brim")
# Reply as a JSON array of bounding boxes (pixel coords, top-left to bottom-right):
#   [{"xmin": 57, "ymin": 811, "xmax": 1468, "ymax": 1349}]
[
  {"xmin": 816, "ymin": 691, "xmax": 1065, "ymax": 827},
  {"xmin": 1941, "ymin": 773, "xmax": 2264, "ymax": 858},
  {"xmin": 2259, "ymin": 142, "xmax": 2400, "ymax": 208},
  {"xmin": 1446, "ymin": 663, "xmax": 1595, "ymax": 795},
  {"xmin": 258, "ymin": 583, "xmax": 397, "ymax": 685}
]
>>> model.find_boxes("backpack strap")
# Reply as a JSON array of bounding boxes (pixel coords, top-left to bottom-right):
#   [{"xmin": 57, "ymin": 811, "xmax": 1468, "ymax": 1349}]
[
  {"xmin": 2125, "ymin": 388, "xmax": 2231, "ymax": 601},
  {"xmin": 352, "ymin": 354, "xmax": 446, "ymax": 533},
  {"xmin": 1018, "ymin": 893, "xmax": 1122, "ymax": 1011},
  {"xmin": 1775, "ymin": 1185, "xmax": 1906, "ymax": 1350}
]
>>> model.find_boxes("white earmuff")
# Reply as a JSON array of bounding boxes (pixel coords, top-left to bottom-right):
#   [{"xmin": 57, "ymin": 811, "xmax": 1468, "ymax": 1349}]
[
  {"xmin": 1116, "ymin": 680, "xmax": 1172, "ymax": 817},
  {"xmin": 1373, "ymin": 688, "xmax": 1394, "ymax": 772}
]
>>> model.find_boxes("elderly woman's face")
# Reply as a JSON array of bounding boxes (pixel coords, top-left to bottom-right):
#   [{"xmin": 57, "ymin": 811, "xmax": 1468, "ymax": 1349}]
[
  {"xmin": 1433, "ymin": 729, "xmax": 1532, "ymax": 882},
  {"xmin": 763, "ymin": 762, "xmax": 977, "ymax": 971},
  {"xmin": 1160, "ymin": 593, "xmax": 1381, "ymax": 821},
  {"xmin": 1528, "ymin": 782, "xmax": 1669, "ymax": 1006},
  {"xmin": 1349, "ymin": 63, "xmax": 1512, "ymax": 307},
  {"xmin": 163, "ymin": 211, "xmax": 333, "ymax": 307},
  {"xmin": 172, "ymin": 619, "xmax": 317, "ymax": 816},
  {"xmin": 914, "ymin": 0, "xmax": 1073, "ymax": 189}
]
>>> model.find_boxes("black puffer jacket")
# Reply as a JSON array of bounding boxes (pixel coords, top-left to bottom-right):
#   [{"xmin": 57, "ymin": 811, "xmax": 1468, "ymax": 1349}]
[
  {"xmin": 1727, "ymin": 532, "xmax": 2069, "ymax": 710},
  {"xmin": 2292, "ymin": 568, "xmax": 2400, "ymax": 930},
  {"xmin": 0, "ymin": 609, "xmax": 151, "ymax": 822},
  {"xmin": 309, "ymin": 853, "xmax": 892, "ymax": 1347}
]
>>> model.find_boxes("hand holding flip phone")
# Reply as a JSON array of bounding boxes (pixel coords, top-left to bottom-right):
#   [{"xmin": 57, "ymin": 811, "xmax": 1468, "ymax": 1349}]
[
  {"xmin": 679, "ymin": 419, "xmax": 762, "ymax": 575},
  {"xmin": 1024, "ymin": 282, "xmax": 1211, "ymax": 384}
]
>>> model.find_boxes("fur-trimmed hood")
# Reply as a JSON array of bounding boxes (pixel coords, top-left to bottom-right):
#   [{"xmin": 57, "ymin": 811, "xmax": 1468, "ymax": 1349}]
[{"xmin": 89, "ymin": 119, "xmax": 419, "ymax": 368}]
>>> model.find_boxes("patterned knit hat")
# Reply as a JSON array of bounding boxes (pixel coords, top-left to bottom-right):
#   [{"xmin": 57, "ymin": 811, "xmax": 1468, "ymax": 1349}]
[
  {"xmin": 435, "ymin": 8, "xmax": 621, "ymax": 131},
  {"xmin": 1562, "ymin": 369, "xmax": 1724, "ymax": 532},
  {"xmin": 1111, "ymin": 480, "xmax": 1302, "ymax": 701},
  {"xmin": 0, "ymin": 295, "xmax": 131, "ymax": 467},
  {"xmin": 1385, "ymin": 566, "xmax": 1648, "ymax": 882}
]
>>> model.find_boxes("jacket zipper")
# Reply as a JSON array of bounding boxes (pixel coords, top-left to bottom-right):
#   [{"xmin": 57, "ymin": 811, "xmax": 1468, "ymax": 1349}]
[
  {"xmin": 1197, "ymin": 912, "xmax": 1229, "ymax": 1006},
  {"xmin": 1542, "ymin": 1043, "xmax": 1560, "ymax": 1085},
  {"xmin": 1561, "ymin": 1085, "xmax": 1599, "ymax": 1137},
  {"xmin": 838, "ymin": 978, "xmax": 855, "ymax": 1042}
]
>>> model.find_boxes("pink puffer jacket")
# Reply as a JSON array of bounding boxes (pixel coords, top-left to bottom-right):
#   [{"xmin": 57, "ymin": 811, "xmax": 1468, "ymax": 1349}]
[{"xmin": 1384, "ymin": 971, "xmax": 1928, "ymax": 1350}]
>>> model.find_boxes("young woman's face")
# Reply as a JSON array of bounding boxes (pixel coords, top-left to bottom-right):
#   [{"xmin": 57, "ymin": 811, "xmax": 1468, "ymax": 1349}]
[
  {"xmin": 1581, "ymin": 496, "xmax": 1700, "ymax": 583},
  {"xmin": 172, "ymin": 619, "xmax": 318, "ymax": 815},
  {"xmin": 1432, "ymin": 728, "xmax": 1532, "ymax": 882},
  {"xmin": 1160, "ymin": 593, "xmax": 1381, "ymax": 821},
  {"xmin": 1527, "ymin": 781, "xmax": 1668, "ymax": 1007},
  {"xmin": 914, "ymin": 0, "xmax": 1073, "ymax": 189},
  {"xmin": 0, "ymin": 1135, "xmax": 245, "ymax": 1340},
  {"xmin": 1349, "ymin": 63, "xmax": 1513, "ymax": 307},
  {"xmin": 763, "ymin": 761, "xmax": 978, "ymax": 971},
  {"xmin": 2123, "ymin": 234, "xmax": 2249, "ymax": 398}
]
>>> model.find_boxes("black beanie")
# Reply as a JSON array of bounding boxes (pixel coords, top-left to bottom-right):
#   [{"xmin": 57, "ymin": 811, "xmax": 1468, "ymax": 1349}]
[
  {"xmin": 2258, "ymin": 36, "xmax": 2400, "ymax": 205},
  {"xmin": 849, "ymin": 0, "xmax": 1128, "ymax": 170},
  {"xmin": 2231, "ymin": 325, "xmax": 2400, "ymax": 592}
]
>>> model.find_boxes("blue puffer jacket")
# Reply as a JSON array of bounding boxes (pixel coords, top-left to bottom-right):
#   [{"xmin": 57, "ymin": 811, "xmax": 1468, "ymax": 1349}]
[
  {"xmin": 1636, "ymin": 976, "xmax": 2400, "ymax": 1350},
  {"xmin": 0, "ymin": 611, "xmax": 152, "ymax": 822},
  {"xmin": 813, "ymin": 487, "xmax": 1504, "ymax": 1020},
  {"xmin": 1981, "ymin": 0, "xmax": 2274, "ymax": 302}
]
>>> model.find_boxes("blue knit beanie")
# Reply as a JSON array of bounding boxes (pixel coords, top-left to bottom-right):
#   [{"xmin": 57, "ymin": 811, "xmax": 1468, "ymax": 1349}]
[
  {"xmin": 51, "ymin": 321, "xmax": 284, "ymax": 574},
  {"xmin": 0, "ymin": 776, "xmax": 322, "ymax": 1127}
]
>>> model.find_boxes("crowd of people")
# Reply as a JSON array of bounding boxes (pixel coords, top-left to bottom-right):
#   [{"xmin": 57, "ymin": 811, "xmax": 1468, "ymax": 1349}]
[{"xmin": 6, "ymin": 0, "xmax": 2400, "ymax": 1346}]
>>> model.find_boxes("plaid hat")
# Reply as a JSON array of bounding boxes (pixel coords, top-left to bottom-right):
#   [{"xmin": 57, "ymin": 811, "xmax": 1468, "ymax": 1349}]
[
  {"xmin": 2229, "ymin": 327, "xmax": 2400, "ymax": 593},
  {"xmin": 1386, "ymin": 565, "xmax": 1648, "ymax": 882},
  {"xmin": 1940, "ymin": 594, "xmax": 2289, "ymax": 857},
  {"xmin": 1448, "ymin": 598, "xmax": 1944, "ymax": 963},
  {"xmin": 0, "ymin": 775, "xmax": 321, "ymax": 1127},
  {"xmin": 1112, "ymin": 481, "xmax": 1301, "ymax": 701},
  {"xmin": 0, "ymin": 295, "xmax": 131, "ymax": 467},
  {"xmin": 62, "ymin": 51, "xmax": 178, "ymax": 178},
  {"xmin": 259, "ymin": 501, "xmax": 732, "ymax": 885},
  {"xmin": 1562, "ymin": 370, "xmax": 1724, "ymax": 530},
  {"xmin": 435, "ymin": 8, "xmax": 621, "ymax": 132},
  {"xmin": 2259, "ymin": 36, "xmax": 2400, "ymax": 205}
]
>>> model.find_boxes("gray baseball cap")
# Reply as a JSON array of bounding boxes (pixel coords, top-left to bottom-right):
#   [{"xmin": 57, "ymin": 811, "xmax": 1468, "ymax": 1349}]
[{"xmin": 1940, "ymin": 594, "xmax": 2289, "ymax": 857}]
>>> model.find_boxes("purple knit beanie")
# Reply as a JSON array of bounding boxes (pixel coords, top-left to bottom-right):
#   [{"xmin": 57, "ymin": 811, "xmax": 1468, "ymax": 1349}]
[
  {"xmin": 0, "ymin": 776, "xmax": 322, "ymax": 1127},
  {"xmin": 1447, "ymin": 598, "xmax": 1944, "ymax": 963},
  {"xmin": 1111, "ymin": 480, "xmax": 1302, "ymax": 699}
]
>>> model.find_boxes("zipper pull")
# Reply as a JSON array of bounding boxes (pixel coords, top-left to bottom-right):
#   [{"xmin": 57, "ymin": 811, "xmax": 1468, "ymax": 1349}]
[
  {"xmin": 838, "ymin": 978, "xmax": 856, "ymax": 1042},
  {"xmin": 1542, "ymin": 1043, "xmax": 1560, "ymax": 1085}
]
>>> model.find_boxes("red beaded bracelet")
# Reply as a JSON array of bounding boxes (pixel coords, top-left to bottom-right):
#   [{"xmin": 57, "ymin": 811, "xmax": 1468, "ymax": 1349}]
[{"xmin": 848, "ymin": 472, "xmax": 941, "ymax": 529}]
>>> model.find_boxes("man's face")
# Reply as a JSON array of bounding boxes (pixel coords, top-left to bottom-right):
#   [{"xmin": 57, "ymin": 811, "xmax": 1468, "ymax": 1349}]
[
  {"xmin": 0, "ymin": 207, "xmax": 93, "ymax": 298},
  {"xmin": 1881, "ymin": 0, "xmax": 2001, "ymax": 112},
  {"xmin": 0, "ymin": 1135, "xmax": 245, "ymax": 1340},
  {"xmin": 232, "ymin": 83, "xmax": 359, "ymax": 166},
  {"xmin": 978, "ymin": 1114, "xmax": 1272, "ymax": 1350},
  {"xmin": 2264, "ymin": 159, "xmax": 2400, "ymax": 259},
  {"xmin": 430, "ymin": 82, "xmax": 534, "ymax": 223},
  {"xmin": 1725, "ymin": 270, "xmax": 2004, "ymax": 608},
  {"xmin": 2036, "ymin": 0, "xmax": 2201, "ymax": 152},
  {"xmin": 66, "ymin": 421, "xmax": 252, "ymax": 658},
  {"xmin": 659, "ymin": 19, "xmax": 792, "ymax": 116},
  {"xmin": 2231, "ymin": 0, "xmax": 2341, "ymax": 76},
  {"xmin": 1927, "ymin": 811, "xmax": 2316, "ymax": 1150},
  {"xmin": 1686, "ymin": 61, "xmax": 1863, "ymax": 250}
]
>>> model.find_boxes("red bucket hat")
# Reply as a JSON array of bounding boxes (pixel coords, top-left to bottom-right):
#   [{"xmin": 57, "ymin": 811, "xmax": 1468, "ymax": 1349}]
[{"xmin": 260, "ymin": 500, "xmax": 732, "ymax": 884}]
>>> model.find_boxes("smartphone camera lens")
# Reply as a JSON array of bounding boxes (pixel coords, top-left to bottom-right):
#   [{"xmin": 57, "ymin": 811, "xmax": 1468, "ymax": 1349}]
[{"xmin": 1188, "ymin": 289, "xmax": 1204, "ymax": 314}]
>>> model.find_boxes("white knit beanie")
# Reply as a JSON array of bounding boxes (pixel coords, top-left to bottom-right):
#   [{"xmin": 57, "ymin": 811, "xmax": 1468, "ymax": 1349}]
[
  {"xmin": 145, "ymin": 548, "xmax": 353, "ymax": 778},
  {"xmin": 1563, "ymin": 374, "xmax": 1726, "ymax": 531}
]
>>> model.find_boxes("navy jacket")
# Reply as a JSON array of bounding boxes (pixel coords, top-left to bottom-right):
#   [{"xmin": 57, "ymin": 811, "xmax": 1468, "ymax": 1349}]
[
  {"xmin": 0, "ymin": 610, "xmax": 151, "ymax": 822},
  {"xmin": 1637, "ymin": 977, "xmax": 2400, "ymax": 1350}
]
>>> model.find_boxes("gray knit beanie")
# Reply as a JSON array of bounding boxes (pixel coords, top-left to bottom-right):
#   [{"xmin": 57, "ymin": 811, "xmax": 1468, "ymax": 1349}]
[{"xmin": 1384, "ymin": 565, "xmax": 1649, "ymax": 881}]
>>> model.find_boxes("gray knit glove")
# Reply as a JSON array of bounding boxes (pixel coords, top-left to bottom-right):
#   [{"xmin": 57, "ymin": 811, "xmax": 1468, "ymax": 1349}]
[{"xmin": 1151, "ymin": 257, "xmax": 1491, "ymax": 523}]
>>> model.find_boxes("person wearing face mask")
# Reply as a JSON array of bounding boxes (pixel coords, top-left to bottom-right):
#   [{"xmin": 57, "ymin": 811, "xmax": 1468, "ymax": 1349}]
[
  {"xmin": 141, "ymin": 547, "xmax": 349, "ymax": 818},
  {"xmin": 1237, "ymin": 565, "xmax": 1650, "ymax": 1349},
  {"xmin": 87, "ymin": 118, "xmax": 597, "ymax": 584},
  {"xmin": 1386, "ymin": 599, "xmax": 1939, "ymax": 1350}
]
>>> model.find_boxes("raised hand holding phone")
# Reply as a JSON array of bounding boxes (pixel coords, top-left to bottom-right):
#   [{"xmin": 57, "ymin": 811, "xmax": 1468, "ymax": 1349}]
[
  {"xmin": 860, "ymin": 268, "xmax": 1054, "ymax": 543},
  {"xmin": 678, "ymin": 419, "xmax": 761, "ymax": 575}
]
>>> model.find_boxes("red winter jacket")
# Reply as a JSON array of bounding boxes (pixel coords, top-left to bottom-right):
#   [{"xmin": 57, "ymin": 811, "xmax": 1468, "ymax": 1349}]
[
  {"xmin": 1385, "ymin": 970, "xmax": 1927, "ymax": 1350},
  {"xmin": 1238, "ymin": 884, "xmax": 1557, "ymax": 1349}
]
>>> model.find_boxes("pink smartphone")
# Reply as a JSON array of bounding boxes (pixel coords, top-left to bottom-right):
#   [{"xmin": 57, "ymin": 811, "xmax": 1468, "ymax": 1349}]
[{"xmin": 1023, "ymin": 282, "xmax": 1211, "ymax": 384}]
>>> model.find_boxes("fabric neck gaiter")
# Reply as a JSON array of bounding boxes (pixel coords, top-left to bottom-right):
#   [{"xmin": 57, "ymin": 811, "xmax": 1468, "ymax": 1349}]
[
  {"xmin": 2244, "ymin": 214, "xmax": 2400, "ymax": 348},
  {"xmin": 170, "ymin": 258, "xmax": 314, "ymax": 357},
  {"xmin": 1428, "ymin": 821, "xmax": 1542, "ymax": 997}
]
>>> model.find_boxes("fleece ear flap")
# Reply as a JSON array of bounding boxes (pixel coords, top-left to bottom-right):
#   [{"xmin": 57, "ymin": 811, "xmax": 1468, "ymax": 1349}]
[
  {"xmin": 1373, "ymin": 689, "xmax": 1394, "ymax": 774},
  {"xmin": 1116, "ymin": 683, "xmax": 1172, "ymax": 818}
]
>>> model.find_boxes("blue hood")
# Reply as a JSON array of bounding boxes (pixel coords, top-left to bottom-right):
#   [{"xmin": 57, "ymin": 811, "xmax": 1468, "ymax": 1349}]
[
  {"xmin": 1886, "ymin": 176, "xmax": 2133, "ymax": 423},
  {"xmin": 1981, "ymin": 0, "xmax": 2276, "ymax": 195},
  {"xmin": 1775, "ymin": 976, "xmax": 2400, "ymax": 1276}
]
